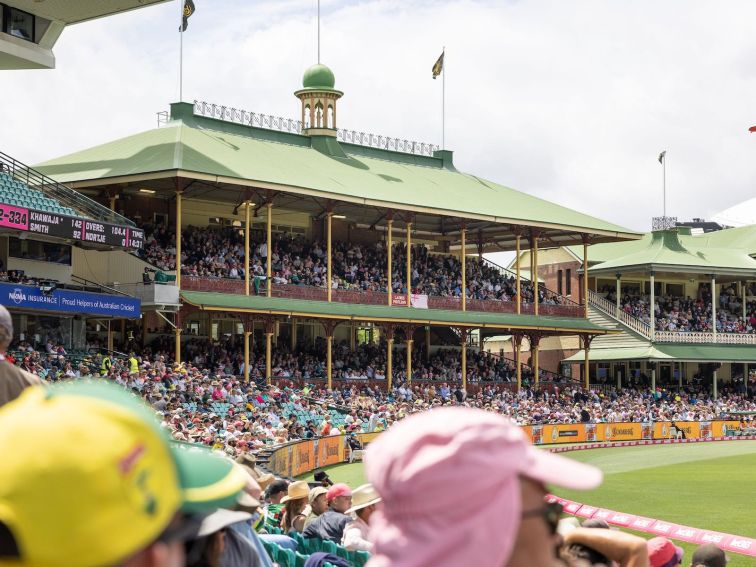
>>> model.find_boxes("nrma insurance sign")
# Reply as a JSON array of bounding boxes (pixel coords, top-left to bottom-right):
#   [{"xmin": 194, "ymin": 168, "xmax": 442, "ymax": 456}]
[{"xmin": 0, "ymin": 283, "xmax": 140, "ymax": 318}]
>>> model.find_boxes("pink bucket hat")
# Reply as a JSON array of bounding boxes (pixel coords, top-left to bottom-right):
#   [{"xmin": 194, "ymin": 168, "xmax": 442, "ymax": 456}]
[{"xmin": 364, "ymin": 407, "xmax": 602, "ymax": 567}]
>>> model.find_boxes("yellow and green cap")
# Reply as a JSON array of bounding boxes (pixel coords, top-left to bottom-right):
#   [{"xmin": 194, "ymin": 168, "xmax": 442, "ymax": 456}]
[{"xmin": 0, "ymin": 381, "xmax": 247, "ymax": 567}]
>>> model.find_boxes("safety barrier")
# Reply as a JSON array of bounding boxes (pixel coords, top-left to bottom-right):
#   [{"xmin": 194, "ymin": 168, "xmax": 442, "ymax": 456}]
[
  {"xmin": 522, "ymin": 420, "xmax": 741, "ymax": 445},
  {"xmin": 546, "ymin": 436, "xmax": 756, "ymax": 558}
]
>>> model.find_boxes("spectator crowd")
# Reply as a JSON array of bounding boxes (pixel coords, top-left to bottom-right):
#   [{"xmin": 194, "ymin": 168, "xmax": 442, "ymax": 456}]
[{"xmin": 137, "ymin": 223, "xmax": 566, "ymax": 305}]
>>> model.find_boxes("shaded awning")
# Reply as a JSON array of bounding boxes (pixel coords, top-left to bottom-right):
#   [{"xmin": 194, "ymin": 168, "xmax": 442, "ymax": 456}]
[
  {"xmin": 564, "ymin": 344, "xmax": 756, "ymax": 363},
  {"xmin": 180, "ymin": 291, "xmax": 612, "ymax": 335}
]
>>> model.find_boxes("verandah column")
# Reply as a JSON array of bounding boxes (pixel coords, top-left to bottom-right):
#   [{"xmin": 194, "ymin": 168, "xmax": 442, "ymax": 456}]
[
  {"xmin": 459, "ymin": 328, "xmax": 468, "ymax": 391},
  {"xmin": 615, "ymin": 273, "xmax": 621, "ymax": 317},
  {"xmin": 583, "ymin": 237, "xmax": 590, "ymax": 318},
  {"xmin": 386, "ymin": 325, "xmax": 395, "ymax": 391},
  {"xmin": 266, "ymin": 201, "xmax": 273, "ymax": 298},
  {"xmin": 461, "ymin": 225, "xmax": 467, "ymax": 311},
  {"xmin": 582, "ymin": 335, "xmax": 592, "ymax": 389},
  {"xmin": 514, "ymin": 333, "xmax": 523, "ymax": 392},
  {"xmin": 265, "ymin": 319, "xmax": 274, "ymax": 385},
  {"xmin": 515, "ymin": 232, "xmax": 522, "ymax": 314},
  {"xmin": 649, "ymin": 271, "xmax": 656, "ymax": 341},
  {"xmin": 387, "ymin": 217, "xmax": 393, "ymax": 305},
  {"xmin": 406, "ymin": 220, "xmax": 412, "ymax": 307},
  {"xmin": 245, "ymin": 201, "xmax": 251, "ymax": 295},
  {"xmin": 530, "ymin": 333, "xmax": 541, "ymax": 388},
  {"xmin": 175, "ymin": 186, "xmax": 182, "ymax": 289},
  {"xmin": 711, "ymin": 274, "xmax": 717, "ymax": 341},
  {"xmin": 327, "ymin": 210, "xmax": 333, "ymax": 302},
  {"xmin": 532, "ymin": 230, "xmax": 539, "ymax": 317}
]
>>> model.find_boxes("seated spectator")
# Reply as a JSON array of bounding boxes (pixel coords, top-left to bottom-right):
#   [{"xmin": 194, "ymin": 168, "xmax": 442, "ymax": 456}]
[
  {"xmin": 302, "ymin": 483, "xmax": 352, "ymax": 542},
  {"xmin": 262, "ymin": 480, "xmax": 288, "ymax": 531},
  {"xmin": 647, "ymin": 536, "xmax": 683, "ymax": 567},
  {"xmin": 304, "ymin": 487, "xmax": 329, "ymax": 529},
  {"xmin": 0, "ymin": 381, "xmax": 246, "ymax": 567},
  {"xmin": 364, "ymin": 406, "xmax": 605, "ymax": 567},
  {"xmin": 280, "ymin": 481, "xmax": 310, "ymax": 534},
  {"xmin": 341, "ymin": 484, "xmax": 381, "ymax": 552}
]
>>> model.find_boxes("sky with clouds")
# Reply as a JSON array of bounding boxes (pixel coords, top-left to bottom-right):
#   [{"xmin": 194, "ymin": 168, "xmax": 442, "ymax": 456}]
[{"xmin": 3, "ymin": 0, "xmax": 756, "ymax": 234}]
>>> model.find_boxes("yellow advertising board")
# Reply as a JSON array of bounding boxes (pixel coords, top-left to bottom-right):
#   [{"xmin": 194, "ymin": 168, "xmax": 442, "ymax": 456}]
[
  {"xmin": 291, "ymin": 440, "xmax": 315, "ymax": 477},
  {"xmin": 316, "ymin": 436, "xmax": 345, "ymax": 468}
]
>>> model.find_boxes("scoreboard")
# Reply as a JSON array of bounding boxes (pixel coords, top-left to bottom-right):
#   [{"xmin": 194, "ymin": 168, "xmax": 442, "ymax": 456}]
[{"xmin": 0, "ymin": 203, "xmax": 143, "ymax": 250}]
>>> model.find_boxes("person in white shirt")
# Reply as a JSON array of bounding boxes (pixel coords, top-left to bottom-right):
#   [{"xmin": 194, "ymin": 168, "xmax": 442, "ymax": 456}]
[{"xmin": 341, "ymin": 484, "xmax": 381, "ymax": 552}]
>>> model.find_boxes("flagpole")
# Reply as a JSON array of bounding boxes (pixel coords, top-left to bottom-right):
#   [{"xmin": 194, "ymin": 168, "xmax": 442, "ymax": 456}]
[
  {"xmin": 442, "ymin": 46, "xmax": 445, "ymax": 150},
  {"xmin": 179, "ymin": 0, "xmax": 184, "ymax": 102},
  {"xmin": 663, "ymin": 152, "xmax": 666, "ymax": 218}
]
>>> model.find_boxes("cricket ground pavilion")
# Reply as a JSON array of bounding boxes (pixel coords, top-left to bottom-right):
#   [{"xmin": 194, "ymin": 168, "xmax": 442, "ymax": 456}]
[{"xmin": 35, "ymin": 62, "xmax": 641, "ymax": 391}]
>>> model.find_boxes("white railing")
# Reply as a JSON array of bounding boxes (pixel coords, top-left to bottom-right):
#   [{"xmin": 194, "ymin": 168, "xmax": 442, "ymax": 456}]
[
  {"xmin": 653, "ymin": 331, "xmax": 756, "ymax": 345},
  {"xmin": 588, "ymin": 290, "xmax": 652, "ymax": 339}
]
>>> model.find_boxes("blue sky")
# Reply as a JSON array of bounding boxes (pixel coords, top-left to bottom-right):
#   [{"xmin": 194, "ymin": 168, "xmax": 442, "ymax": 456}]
[{"xmin": 3, "ymin": 0, "xmax": 756, "ymax": 232}]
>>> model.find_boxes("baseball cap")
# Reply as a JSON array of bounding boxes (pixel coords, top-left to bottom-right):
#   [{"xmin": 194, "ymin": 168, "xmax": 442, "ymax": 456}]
[
  {"xmin": 326, "ymin": 483, "xmax": 352, "ymax": 502},
  {"xmin": 308, "ymin": 486, "xmax": 329, "ymax": 504},
  {"xmin": 691, "ymin": 543, "xmax": 728, "ymax": 567},
  {"xmin": 647, "ymin": 536, "xmax": 684, "ymax": 567},
  {"xmin": 0, "ymin": 382, "xmax": 248, "ymax": 567},
  {"xmin": 364, "ymin": 407, "xmax": 603, "ymax": 567}
]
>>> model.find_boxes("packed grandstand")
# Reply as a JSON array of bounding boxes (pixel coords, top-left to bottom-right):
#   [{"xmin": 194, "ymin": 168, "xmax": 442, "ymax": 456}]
[{"xmin": 3, "ymin": 2, "xmax": 756, "ymax": 566}]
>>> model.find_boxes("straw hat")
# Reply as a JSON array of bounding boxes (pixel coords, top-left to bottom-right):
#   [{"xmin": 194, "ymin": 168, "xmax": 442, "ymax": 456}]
[
  {"xmin": 280, "ymin": 480, "xmax": 310, "ymax": 504},
  {"xmin": 256, "ymin": 473, "xmax": 275, "ymax": 491},
  {"xmin": 345, "ymin": 483, "xmax": 381, "ymax": 514}
]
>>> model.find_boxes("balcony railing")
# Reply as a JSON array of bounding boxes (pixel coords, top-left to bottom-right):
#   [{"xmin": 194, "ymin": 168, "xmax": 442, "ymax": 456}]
[
  {"xmin": 180, "ymin": 277, "xmax": 584, "ymax": 318},
  {"xmin": 653, "ymin": 331, "xmax": 756, "ymax": 345},
  {"xmin": 192, "ymin": 100, "xmax": 439, "ymax": 157},
  {"xmin": 588, "ymin": 291, "xmax": 756, "ymax": 344}
]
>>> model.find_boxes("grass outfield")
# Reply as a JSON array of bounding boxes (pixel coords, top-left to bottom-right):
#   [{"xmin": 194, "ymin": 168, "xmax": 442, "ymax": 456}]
[{"xmin": 299, "ymin": 441, "xmax": 756, "ymax": 566}]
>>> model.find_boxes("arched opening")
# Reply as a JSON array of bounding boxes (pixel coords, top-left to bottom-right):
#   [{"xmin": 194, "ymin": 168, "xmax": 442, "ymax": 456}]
[
  {"xmin": 327, "ymin": 104, "xmax": 335, "ymax": 129},
  {"xmin": 314, "ymin": 102, "xmax": 324, "ymax": 128},
  {"xmin": 304, "ymin": 104, "xmax": 311, "ymax": 129}
]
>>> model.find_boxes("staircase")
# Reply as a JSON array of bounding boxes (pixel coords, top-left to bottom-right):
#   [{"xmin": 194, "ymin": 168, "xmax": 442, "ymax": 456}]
[
  {"xmin": 588, "ymin": 290, "xmax": 651, "ymax": 340},
  {"xmin": 584, "ymin": 303, "xmax": 651, "ymax": 351}
]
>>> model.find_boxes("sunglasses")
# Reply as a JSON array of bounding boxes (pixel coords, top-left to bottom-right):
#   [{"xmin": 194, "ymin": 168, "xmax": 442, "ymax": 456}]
[{"xmin": 521, "ymin": 501, "xmax": 563, "ymax": 535}]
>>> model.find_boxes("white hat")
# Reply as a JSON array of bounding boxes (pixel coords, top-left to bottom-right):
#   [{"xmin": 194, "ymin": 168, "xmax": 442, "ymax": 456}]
[
  {"xmin": 197, "ymin": 509, "xmax": 252, "ymax": 537},
  {"xmin": 346, "ymin": 483, "xmax": 381, "ymax": 514}
]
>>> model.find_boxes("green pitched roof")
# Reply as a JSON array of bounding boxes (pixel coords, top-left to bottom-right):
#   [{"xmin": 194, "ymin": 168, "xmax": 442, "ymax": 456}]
[
  {"xmin": 581, "ymin": 229, "xmax": 756, "ymax": 276},
  {"xmin": 180, "ymin": 291, "xmax": 610, "ymax": 334},
  {"xmin": 34, "ymin": 102, "xmax": 638, "ymax": 240}
]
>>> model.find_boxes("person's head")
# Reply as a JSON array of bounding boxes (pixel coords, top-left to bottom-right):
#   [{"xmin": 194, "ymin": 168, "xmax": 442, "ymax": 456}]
[
  {"xmin": 266, "ymin": 480, "xmax": 289, "ymax": 504},
  {"xmin": 364, "ymin": 407, "xmax": 602, "ymax": 567},
  {"xmin": 346, "ymin": 484, "xmax": 381, "ymax": 524},
  {"xmin": 281, "ymin": 481, "xmax": 309, "ymax": 528},
  {"xmin": 648, "ymin": 537, "xmax": 684, "ymax": 567},
  {"xmin": 308, "ymin": 487, "xmax": 329, "ymax": 516},
  {"xmin": 185, "ymin": 509, "xmax": 251, "ymax": 567},
  {"xmin": 313, "ymin": 470, "xmax": 333, "ymax": 487},
  {"xmin": 0, "ymin": 304, "xmax": 11, "ymax": 353},
  {"xmin": 0, "ymin": 381, "xmax": 247, "ymax": 567},
  {"xmin": 690, "ymin": 543, "xmax": 728, "ymax": 567},
  {"xmin": 326, "ymin": 483, "xmax": 353, "ymax": 513}
]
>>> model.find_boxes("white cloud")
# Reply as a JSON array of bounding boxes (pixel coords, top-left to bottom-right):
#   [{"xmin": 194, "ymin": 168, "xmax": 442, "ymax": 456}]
[{"xmin": 3, "ymin": 0, "xmax": 756, "ymax": 232}]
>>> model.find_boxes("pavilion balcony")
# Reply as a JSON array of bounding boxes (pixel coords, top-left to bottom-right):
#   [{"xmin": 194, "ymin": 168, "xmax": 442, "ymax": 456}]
[{"xmin": 180, "ymin": 276, "xmax": 584, "ymax": 318}]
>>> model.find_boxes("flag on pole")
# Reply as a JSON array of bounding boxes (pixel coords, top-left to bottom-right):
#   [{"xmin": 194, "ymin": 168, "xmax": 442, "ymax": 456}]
[
  {"xmin": 432, "ymin": 51, "xmax": 444, "ymax": 79},
  {"xmin": 658, "ymin": 150, "xmax": 666, "ymax": 164},
  {"xmin": 180, "ymin": 0, "xmax": 195, "ymax": 32}
]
